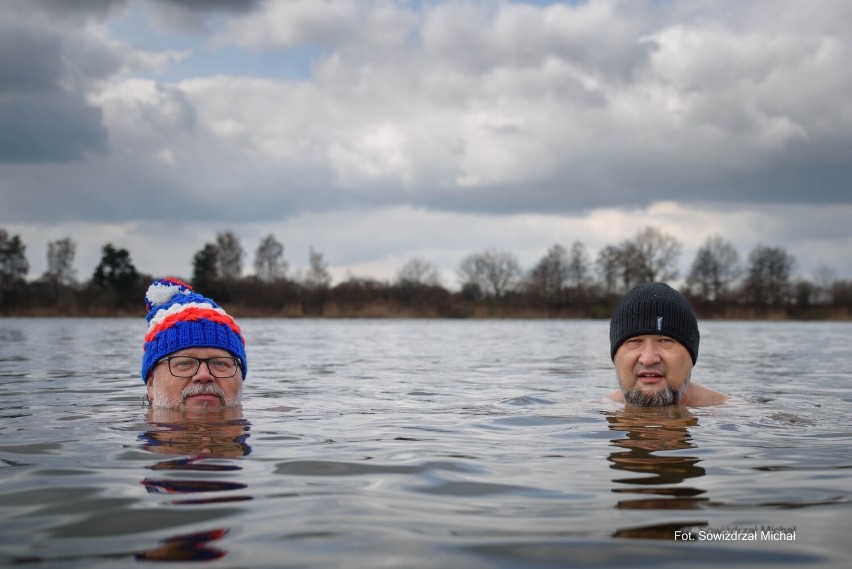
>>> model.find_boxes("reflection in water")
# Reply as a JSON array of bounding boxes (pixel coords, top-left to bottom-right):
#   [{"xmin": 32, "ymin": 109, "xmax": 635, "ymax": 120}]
[
  {"xmin": 135, "ymin": 528, "xmax": 229, "ymax": 562},
  {"xmin": 137, "ymin": 407, "xmax": 252, "ymax": 562},
  {"xmin": 605, "ymin": 407, "xmax": 709, "ymax": 540},
  {"xmin": 141, "ymin": 407, "xmax": 252, "ymax": 458},
  {"xmin": 6, "ymin": 529, "xmax": 232, "ymax": 565}
]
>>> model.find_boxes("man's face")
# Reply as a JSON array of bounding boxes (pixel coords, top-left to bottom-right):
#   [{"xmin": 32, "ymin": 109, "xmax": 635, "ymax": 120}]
[
  {"xmin": 146, "ymin": 347, "xmax": 243, "ymax": 409},
  {"xmin": 614, "ymin": 335, "xmax": 693, "ymax": 407}
]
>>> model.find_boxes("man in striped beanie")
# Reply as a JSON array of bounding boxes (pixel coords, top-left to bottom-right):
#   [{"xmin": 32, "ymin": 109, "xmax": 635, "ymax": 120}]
[
  {"xmin": 142, "ymin": 278, "xmax": 247, "ymax": 409},
  {"xmin": 607, "ymin": 282, "xmax": 728, "ymax": 407}
]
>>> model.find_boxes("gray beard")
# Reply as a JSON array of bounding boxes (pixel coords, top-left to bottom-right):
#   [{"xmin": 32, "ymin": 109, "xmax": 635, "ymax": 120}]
[
  {"xmin": 150, "ymin": 380, "xmax": 242, "ymax": 409},
  {"xmin": 181, "ymin": 382, "xmax": 227, "ymax": 403},
  {"xmin": 619, "ymin": 371, "xmax": 690, "ymax": 407}
]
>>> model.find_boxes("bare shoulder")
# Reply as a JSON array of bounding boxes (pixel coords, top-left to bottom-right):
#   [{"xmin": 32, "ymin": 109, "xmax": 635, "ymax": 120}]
[
  {"xmin": 607, "ymin": 390, "xmax": 624, "ymax": 402},
  {"xmin": 681, "ymin": 383, "xmax": 730, "ymax": 407}
]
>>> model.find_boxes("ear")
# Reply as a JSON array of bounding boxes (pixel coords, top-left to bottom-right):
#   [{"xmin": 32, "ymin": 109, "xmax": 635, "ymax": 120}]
[{"xmin": 146, "ymin": 376, "xmax": 155, "ymax": 405}]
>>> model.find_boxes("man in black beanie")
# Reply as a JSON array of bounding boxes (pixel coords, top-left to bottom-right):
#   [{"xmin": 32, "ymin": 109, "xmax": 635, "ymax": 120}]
[{"xmin": 608, "ymin": 282, "xmax": 729, "ymax": 407}]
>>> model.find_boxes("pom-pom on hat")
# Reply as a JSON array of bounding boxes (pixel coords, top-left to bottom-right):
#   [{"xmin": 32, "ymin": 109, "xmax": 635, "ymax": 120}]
[
  {"xmin": 609, "ymin": 282, "xmax": 700, "ymax": 364},
  {"xmin": 141, "ymin": 278, "xmax": 247, "ymax": 383}
]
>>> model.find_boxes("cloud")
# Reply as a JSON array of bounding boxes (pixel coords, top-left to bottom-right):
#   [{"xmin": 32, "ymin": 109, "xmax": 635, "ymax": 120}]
[
  {"xmin": 25, "ymin": 0, "xmax": 129, "ymax": 20},
  {"xmin": 144, "ymin": 0, "xmax": 264, "ymax": 34},
  {"xmin": 4, "ymin": 1, "xmax": 852, "ymax": 212},
  {"xmin": 0, "ymin": 91, "xmax": 107, "ymax": 163},
  {"xmin": 195, "ymin": 0, "xmax": 852, "ymax": 213},
  {"xmin": 1, "ymin": 0, "xmax": 851, "ymax": 283},
  {"xmin": 0, "ymin": 20, "xmax": 109, "ymax": 162},
  {"xmin": 216, "ymin": 0, "xmax": 413, "ymax": 53}
]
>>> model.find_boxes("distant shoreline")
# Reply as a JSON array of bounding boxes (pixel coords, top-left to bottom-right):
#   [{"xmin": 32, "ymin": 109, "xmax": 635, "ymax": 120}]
[
  {"xmin": 3, "ymin": 307, "xmax": 850, "ymax": 321},
  {"xmin": 3, "ymin": 279, "xmax": 850, "ymax": 321}
]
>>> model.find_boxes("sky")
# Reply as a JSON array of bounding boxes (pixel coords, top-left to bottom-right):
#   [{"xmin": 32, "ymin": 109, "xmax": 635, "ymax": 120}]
[{"xmin": 2, "ymin": 0, "xmax": 851, "ymax": 289}]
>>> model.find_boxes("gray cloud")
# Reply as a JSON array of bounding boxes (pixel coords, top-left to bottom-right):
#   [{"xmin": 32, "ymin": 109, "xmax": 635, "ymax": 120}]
[
  {"xmin": 2, "ymin": 0, "xmax": 852, "ymax": 227},
  {"xmin": 0, "ymin": 18, "xmax": 110, "ymax": 163},
  {"xmin": 0, "ymin": 23, "xmax": 64, "ymax": 93},
  {"xmin": 0, "ymin": 92, "xmax": 107, "ymax": 163},
  {"xmin": 152, "ymin": 0, "xmax": 260, "ymax": 11},
  {"xmin": 25, "ymin": 0, "xmax": 260, "ymax": 19},
  {"xmin": 142, "ymin": 0, "xmax": 265, "ymax": 34},
  {"xmin": 25, "ymin": 0, "xmax": 129, "ymax": 20}
]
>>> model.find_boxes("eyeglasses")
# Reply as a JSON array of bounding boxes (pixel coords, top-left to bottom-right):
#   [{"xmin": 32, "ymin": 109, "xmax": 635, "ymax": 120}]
[{"xmin": 158, "ymin": 356, "xmax": 241, "ymax": 379}]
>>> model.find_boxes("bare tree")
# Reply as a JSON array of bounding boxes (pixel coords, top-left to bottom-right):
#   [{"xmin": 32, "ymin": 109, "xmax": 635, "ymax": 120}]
[
  {"xmin": 458, "ymin": 249, "xmax": 521, "ymax": 297},
  {"xmin": 812, "ymin": 265, "xmax": 837, "ymax": 305},
  {"xmin": 632, "ymin": 226, "xmax": 682, "ymax": 282},
  {"xmin": 216, "ymin": 231, "xmax": 244, "ymax": 281},
  {"xmin": 597, "ymin": 227, "xmax": 681, "ymax": 294},
  {"xmin": 596, "ymin": 245, "xmax": 621, "ymax": 295},
  {"xmin": 528, "ymin": 244, "xmax": 570, "ymax": 300},
  {"xmin": 566, "ymin": 241, "xmax": 592, "ymax": 289},
  {"xmin": 596, "ymin": 242, "xmax": 641, "ymax": 294},
  {"xmin": 45, "ymin": 237, "xmax": 77, "ymax": 286},
  {"xmin": 304, "ymin": 246, "xmax": 331, "ymax": 290},
  {"xmin": 742, "ymin": 244, "xmax": 795, "ymax": 305},
  {"xmin": 397, "ymin": 258, "xmax": 441, "ymax": 287},
  {"xmin": 686, "ymin": 235, "xmax": 741, "ymax": 301},
  {"xmin": 254, "ymin": 234, "xmax": 287, "ymax": 283}
]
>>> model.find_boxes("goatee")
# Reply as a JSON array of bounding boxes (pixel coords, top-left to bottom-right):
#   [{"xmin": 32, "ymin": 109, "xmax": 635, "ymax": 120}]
[{"xmin": 619, "ymin": 372, "xmax": 690, "ymax": 407}]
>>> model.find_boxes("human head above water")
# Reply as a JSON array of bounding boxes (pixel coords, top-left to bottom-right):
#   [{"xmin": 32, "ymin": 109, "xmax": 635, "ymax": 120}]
[
  {"xmin": 609, "ymin": 282, "xmax": 699, "ymax": 365},
  {"xmin": 141, "ymin": 278, "xmax": 247, "ymax": 384}
]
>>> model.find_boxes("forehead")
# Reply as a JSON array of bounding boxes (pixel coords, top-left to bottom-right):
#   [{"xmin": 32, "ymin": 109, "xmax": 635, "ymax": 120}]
[{"xmin": 169, "ymin": 347, "xmax": 234, "ymax": 358}]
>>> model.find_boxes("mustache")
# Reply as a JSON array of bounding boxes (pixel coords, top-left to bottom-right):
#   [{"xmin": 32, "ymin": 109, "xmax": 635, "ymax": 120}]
[
  {"xmin": 181, "ymin": 382, "xmax": 226, "ymax": 402},
  {"xmin": 634, "ymin": 363, "xmax": 667, "ymax": 374}
]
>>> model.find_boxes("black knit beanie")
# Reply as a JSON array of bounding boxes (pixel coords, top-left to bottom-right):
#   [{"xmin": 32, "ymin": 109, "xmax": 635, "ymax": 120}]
[{"xmin": 609, "ymin": 282, "xmax": 699, "ymax": 364}]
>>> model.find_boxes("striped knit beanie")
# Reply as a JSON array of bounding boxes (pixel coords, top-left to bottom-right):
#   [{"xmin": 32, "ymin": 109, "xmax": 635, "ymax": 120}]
[
  {"xmin": 609, "ymin": 282, "xmax": 700, "ymax": 364},
  {"xmin": 141, "ymin": 278, "xmax": 247, "ymax": 383}
]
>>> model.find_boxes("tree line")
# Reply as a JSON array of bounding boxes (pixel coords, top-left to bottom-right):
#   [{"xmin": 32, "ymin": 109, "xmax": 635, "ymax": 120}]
[{"xmin": 1, "ymin": 226, "xmax": 850, "ymax": 319}]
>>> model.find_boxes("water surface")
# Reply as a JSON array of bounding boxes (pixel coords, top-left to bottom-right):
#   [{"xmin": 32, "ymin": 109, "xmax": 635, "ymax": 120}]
[{"xmin": 1, "ymin": 318, "xmax": 850, "ymax": 567}]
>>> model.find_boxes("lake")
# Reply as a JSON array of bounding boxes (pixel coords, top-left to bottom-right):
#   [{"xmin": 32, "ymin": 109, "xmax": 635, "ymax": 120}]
[{"xmin": 1, "ymin": 318, "xmax": 850, "ymax": 568}]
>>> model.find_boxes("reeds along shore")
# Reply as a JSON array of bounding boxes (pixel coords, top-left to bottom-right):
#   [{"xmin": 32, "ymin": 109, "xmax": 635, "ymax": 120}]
[{"xmin": 2, "ymin": 279, "xmax": 850, "ymax": 320}]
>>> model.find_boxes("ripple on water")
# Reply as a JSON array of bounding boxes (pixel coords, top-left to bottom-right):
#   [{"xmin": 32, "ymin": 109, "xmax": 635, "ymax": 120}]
[{"xmin": 0, "ymin": 318, "xmax": 850, "ymax": 568}]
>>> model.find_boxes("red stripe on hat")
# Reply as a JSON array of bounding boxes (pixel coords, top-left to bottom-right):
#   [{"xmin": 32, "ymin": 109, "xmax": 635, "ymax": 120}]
[
  {"xmin": 161, "ymin": 277, "xmax": 192, "ymax": 289},
  {"xmin": 145, "ymin": 307, "xmax": 244, "ymax": 344}
]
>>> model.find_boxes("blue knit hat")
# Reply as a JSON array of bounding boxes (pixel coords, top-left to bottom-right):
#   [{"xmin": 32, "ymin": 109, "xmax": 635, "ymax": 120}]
[
  {"xmin": 609, "ymin": 282, "xmax": 700, "ymax": 364},
  {"xmin": 141, "ymin": 278, "xmax": 247, "ymax": 383}
]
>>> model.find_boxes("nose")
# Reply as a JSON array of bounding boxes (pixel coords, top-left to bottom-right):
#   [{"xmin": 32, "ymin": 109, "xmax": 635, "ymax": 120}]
[
  {"xmin": 637, "ymin": 340, "xmax": 662, "ymax": 366},
  {"xmin": 191, "ymin": 360, "xmax": 215, "ymax": 382}
]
